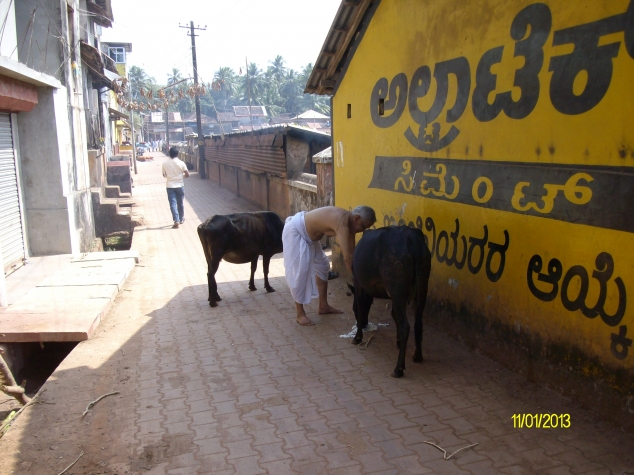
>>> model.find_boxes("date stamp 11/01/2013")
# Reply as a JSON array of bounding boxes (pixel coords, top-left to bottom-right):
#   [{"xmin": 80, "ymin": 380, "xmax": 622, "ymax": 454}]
[{"xmin": 512, "ymin": 414, "xmax": 571, "ymax": 429}]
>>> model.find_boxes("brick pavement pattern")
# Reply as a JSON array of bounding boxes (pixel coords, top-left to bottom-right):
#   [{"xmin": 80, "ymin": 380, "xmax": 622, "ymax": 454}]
[{"xmin": 1, "ymin": 153, "xmax": 633, "ymax": 474}]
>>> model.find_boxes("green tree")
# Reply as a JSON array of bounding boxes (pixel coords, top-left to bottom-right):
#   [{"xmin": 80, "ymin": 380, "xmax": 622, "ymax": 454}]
[
  {"xmin": 267, "ymin": 55, "xmax": 287, "ymax": 84},
  {"xmin": 167, "ymin": 68, "xmax": 183, "ymax": 86},
  {"xmin": 238, "ymin": 62, "xmax": 266, "ymax": 105},
  {"xmin": 261, "ymin": 85, "xmax": 285, "ymax": 117},
  {"xmin": 128, "ymin": 65, "xmax": 154, "ymax": 100},
  {"xmin": 212, "ymin": 67, "xmax": 237, "ymax": 111},
  {"xmin": 279, "ymin": 69, "xmax": 303, "ymax": 115}
]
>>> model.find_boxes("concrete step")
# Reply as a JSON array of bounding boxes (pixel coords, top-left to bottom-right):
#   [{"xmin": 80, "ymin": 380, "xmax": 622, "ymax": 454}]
[
  {"xmin": 91, "ymin": 189, "xmax": 143, "ymax": 236},
  {"xmin": 0, "ymin": 251, "xmax": 139, "ymax": 342},
  {"xmin": 105, "ymin": 185, "xmax": 132, "ymax": 199}
]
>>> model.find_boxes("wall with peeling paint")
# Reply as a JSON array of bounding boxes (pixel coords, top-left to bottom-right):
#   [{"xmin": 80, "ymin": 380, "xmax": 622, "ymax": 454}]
[{"xmin": 331, "ymin": 0, "xmax": 634, "ymax": 379}]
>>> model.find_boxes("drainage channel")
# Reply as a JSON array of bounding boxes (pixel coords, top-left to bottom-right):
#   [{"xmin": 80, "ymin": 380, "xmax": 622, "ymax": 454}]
[
  {"xmin": 1, "ymin": 341, "xmax": 77, "ymax": 424},
  {"xmin": 102, "ymin": 228, "xmax": 135, "ymax": 251},
  {"xmin": 2, "ymin": 231, "xmax": 137, "ymax": 429}
]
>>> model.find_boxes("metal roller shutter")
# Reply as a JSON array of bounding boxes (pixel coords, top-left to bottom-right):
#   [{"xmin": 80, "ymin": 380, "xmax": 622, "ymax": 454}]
[{"xmin": 0, "ymin": 113, "xmax": 25, "ymax": 275}]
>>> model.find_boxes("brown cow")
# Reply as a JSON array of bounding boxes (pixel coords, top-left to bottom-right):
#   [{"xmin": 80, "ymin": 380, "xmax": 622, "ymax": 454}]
[{"xmin": 197, "ymin": 211, "xmax": 284, "ymax": 307}]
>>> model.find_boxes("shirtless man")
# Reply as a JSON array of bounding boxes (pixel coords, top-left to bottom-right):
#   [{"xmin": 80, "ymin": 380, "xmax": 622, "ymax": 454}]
[{"xmin": 282, "ymin": 205, "xmax": 377, "ymax": 325}]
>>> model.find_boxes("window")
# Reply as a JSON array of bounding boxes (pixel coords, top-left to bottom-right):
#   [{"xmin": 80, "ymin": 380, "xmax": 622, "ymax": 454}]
[{"xmin": 109, "ymin": 47, "xmax": 125, "ymax": 64}]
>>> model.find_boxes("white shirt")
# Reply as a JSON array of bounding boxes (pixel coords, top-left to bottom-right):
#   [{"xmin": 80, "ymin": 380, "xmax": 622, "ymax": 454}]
[{"xmin": 162, "ymin": 158, "xmax": 188, "ymax": 188}]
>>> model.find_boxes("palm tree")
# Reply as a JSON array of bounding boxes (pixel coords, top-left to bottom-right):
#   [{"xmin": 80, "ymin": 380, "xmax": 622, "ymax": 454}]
[
  {"xmin": 239, "ymin": 62, "xmax": 265, "ymax": 105},
  {"xmin": 261, "ymin": 85, "xmax": 285, "ymax": 117},
  {"xmin": 167, "ymin": 68, "xmax": 183, "ymax": 86},
  {"xmin": 268, "ymin": 55, "xmax": 287, "ymax": 84},
  {"xmin": 279, "ymin": 69, "xmax": 303, "ymax": 115},
  {"xmin": 212, "ymin": 67, "xmax": 236, "ymax": 110},
  {"xmin": 128, "ymin": 65, "xmax": 151, "ymax": 100},
  {"xmin": 299, "ymin": 63, "xmax": 314, "ymax": 86},
  {"xmin": 298, "ymin": 93, "xmax": 331, "ymax": 115}
]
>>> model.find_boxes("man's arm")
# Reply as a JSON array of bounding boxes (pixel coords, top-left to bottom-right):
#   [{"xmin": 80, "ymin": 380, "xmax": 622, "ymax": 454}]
[
  {"xmin": 337, "ymin": 226, "xmax": 354, "ymax": 275},
  {"xmin": 183, "ymin": 169, "xmax": 190, "ymax": 178}
]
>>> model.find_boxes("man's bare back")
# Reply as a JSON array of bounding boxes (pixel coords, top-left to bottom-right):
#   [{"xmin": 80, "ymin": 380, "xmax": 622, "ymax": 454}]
[
  {"xmin": 285, "ymin": 206, "xmax": 376, "ymax": 326},
  {"xmin": 304, "ymin": 206, "xmax": 375, "ymax": 275},
  {"xmin": 304, "ymin": 207, "xmax": 349, "ymax": 241}
]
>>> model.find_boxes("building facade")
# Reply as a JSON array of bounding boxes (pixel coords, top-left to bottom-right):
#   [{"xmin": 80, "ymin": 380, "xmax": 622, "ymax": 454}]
[
  {"xmin": 307, "ymin": 0, "xmax": 634, "ymax": 423},
  {"xmin": 0, "ymin": 0, "xmax": 125, "ymax": 304}
]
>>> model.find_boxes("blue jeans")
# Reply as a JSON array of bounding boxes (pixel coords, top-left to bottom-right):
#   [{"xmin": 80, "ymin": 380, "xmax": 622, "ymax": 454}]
[{"xmin": 167, "ymin": 187, "xmax": 185, "ymax": 223}]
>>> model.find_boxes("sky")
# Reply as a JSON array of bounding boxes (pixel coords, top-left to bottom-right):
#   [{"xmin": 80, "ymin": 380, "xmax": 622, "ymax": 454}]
[{"xmin": 100, "ymin": 0, "xmax": 342, "ymax": 85}]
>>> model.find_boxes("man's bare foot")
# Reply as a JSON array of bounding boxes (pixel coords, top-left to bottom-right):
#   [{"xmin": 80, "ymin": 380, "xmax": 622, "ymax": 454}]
[
  {"xmin": 297, "ymin": 314, "xmax": 315, "ymax": 326},
  {"xmin": 318, "ymin": 304, "xmax": 343, "ymax": 315}
]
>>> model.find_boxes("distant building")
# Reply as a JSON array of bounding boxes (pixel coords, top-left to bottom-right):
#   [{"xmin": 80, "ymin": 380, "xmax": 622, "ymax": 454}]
[{"xmin": 215, "ymin": 106, "xmax": 268, "ymax": 133}]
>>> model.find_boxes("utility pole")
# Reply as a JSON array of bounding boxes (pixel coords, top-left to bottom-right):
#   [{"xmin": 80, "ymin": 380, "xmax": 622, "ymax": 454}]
[
  {"xmin": 165, "ymin": 110, "xmax": 169, "ymax": 152},
  {"xmin": 180, "ymin": 21, "xmax": 207, "ymax": 179},
  {"xmin": 128, "ymin": 85, "xmax": 138, "ymax": 174}
]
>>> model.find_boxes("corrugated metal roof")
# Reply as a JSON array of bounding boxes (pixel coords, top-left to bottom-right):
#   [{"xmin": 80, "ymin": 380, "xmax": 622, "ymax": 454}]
[
  {"xmin": 207, "ymin": 124, "xmax": 331, "ymax": 139},
  {"xmin": 233, "ymin": 105, "xmax": 267, "ymax": 117},
  {"xmin": 182, "ymin": 113, "xmax": 217, "ymax": 124},
  {"xmin": 217, "ymin": 111, "xmax": 238, "ymax": 122},
  {"xmin": 304, "ymin": 0, "xmax": 378, "ymax": 96},
  {"xmin": 204, "ymin": 125, "xmax": 331, "ymax": 177},
  {"xmin": 205, "ymin": 133, "xmax": 286, "ymax": 176}
]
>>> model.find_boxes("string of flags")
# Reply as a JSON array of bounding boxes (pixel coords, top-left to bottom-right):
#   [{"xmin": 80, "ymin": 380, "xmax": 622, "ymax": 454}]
[{"xmin": 111, "ymin": 77, "xmax": 208, "ymax": 112}]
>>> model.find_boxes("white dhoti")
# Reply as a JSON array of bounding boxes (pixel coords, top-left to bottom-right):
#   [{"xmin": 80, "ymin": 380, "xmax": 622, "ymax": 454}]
[{"xmin": 283, "ymin": 211, "xmax": 330, "ymax": 305}]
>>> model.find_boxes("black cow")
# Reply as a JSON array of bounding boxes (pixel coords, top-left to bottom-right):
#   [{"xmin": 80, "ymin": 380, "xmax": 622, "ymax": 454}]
[
  {"xmin": 349, "ymin": 226, "xmax": 432, "ymax": 378},
  {"xmin": 197, "ymin": 211, "xmax": 284, "ymax": 307}
]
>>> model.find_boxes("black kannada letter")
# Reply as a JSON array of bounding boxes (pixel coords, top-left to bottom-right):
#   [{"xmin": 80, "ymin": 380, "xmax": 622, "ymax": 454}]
[
  {"xmin": 472, "ymin": 46, "xmax": 505, "ymax": 122},
  {"xmin": 405, "ymin": 58, "xmax": 471, "ymax": 152},
  {"xmin": 486, "ymin": 230, "xmax": 510, "ymax": 282},
  {"xmin": 626, "ymin": 0, "xmax": 634, "ymax": 58},
  {"xmin": 610, "ymin": 325, "xmax": 632, "ymax": 360},
  {"xmin": 549, "ymin": 14, "xmax": 623, "ymax": 115},
  {"xmin": 436, "ymin": 230, "xmax": 450, "ymax": 264},
  {"xmin": 370, "ymin": 73, "xmax": 408, "ymax": 128},
  {"xmin": 584, "ymin": 252, "xmax": 627, "ymax": 326},
  {"xmin": 504, "ymin": 3, "xmax": 552, "ymax": 119},
  {"xmin": 560, "ymin": 265, "xmax": 590, "ymax": 313},
  {"xmin": 467, "ymin": 225, "xmax": 488, "ymax": 275},
  {"xmin": 448, "ymin": 219, "xmax": 467, "ymax": 270},
  {"xmin": 472, "ymin": 3, "xmax": 552, "ymax": 121},
  {"xmin": 527, "ymin": 255, "xmax": 563, "ymax": 302}
]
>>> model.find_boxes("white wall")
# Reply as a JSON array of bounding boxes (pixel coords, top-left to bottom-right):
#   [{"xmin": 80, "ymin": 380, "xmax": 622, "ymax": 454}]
[{"xmin": 0, "ymin": 0, "xmax": 18, "ymax": 60}]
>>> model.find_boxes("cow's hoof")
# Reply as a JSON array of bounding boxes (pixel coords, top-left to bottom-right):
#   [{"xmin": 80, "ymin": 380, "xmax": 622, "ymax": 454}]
[
  {"xmin": 352, "ymin": 337, "xmax": 362, "ymax": 345},
  {"xmin": 213, "ymin": 295, "xmax": 222, "ymax": 302},
  {"xmin": 209, "ymin": 300, "xmax": 218, "ymax": 308},
  {"xmin": 249, "ymin": 285, "xmax": 257, "ymax": 291},
  {"xmin": 265, "ymin": 286, "xmax": 276, "ymax": 293},
  {"xmin": 391, "ymin": 369, "xmax": 404, "ymax": 378},
  {"xmin": 413, "ymin": 352, "xmax": 423, "ymax": 363}
]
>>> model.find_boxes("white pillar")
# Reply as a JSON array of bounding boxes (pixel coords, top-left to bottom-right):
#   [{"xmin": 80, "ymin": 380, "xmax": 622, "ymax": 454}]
[{"xmin": 0, "ymin": 243, "xmax": 8, "ymax": 308}]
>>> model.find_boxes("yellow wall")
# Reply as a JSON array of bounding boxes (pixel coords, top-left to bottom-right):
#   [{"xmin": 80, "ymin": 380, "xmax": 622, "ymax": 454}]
[{"xmin": 333, "ymin": 0, "xmax": 634, "ymax": 370}]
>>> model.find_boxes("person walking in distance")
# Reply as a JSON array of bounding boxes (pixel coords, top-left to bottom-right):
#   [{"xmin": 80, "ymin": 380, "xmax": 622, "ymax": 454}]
[{"xmin": 162, "ymin": 147, "xmax": 190, "ymax": 228}]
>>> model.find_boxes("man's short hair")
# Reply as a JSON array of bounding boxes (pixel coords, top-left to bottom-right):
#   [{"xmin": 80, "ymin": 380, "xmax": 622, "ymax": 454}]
[
  {"xmin": 351, "ymin": 205, "xmax": 376, "ymax": 224},
  {"xmin": 169, "ymin": 147, "xmax": 179, "ymax": 158}
]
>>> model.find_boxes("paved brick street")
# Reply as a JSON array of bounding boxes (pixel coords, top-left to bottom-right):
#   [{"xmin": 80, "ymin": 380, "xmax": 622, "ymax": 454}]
[{"xmin": 1, "ymin": 152, "xmax": 633, "ymax": 475}]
